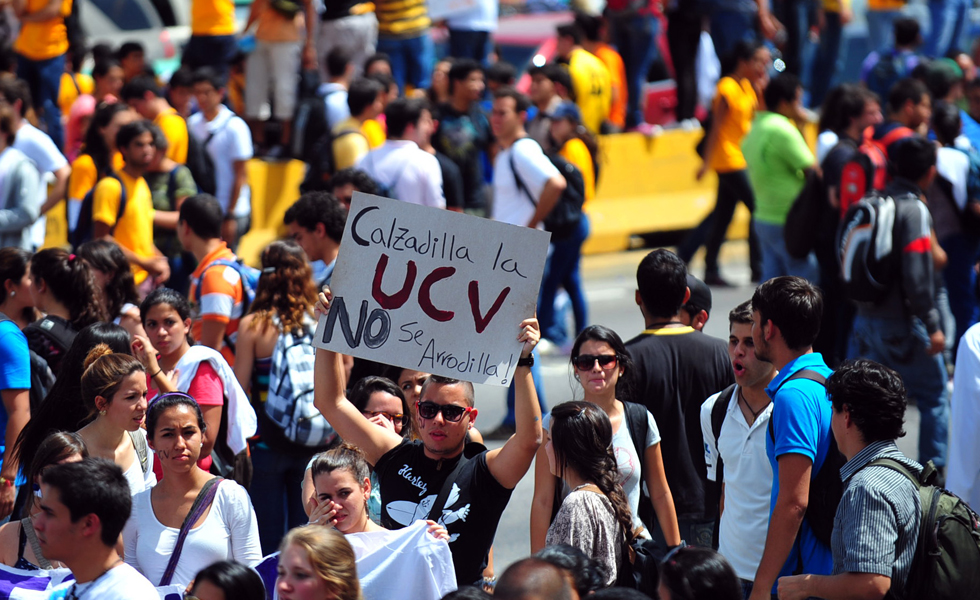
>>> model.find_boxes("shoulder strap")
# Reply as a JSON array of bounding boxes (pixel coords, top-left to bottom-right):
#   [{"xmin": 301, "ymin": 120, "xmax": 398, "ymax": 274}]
[
  {"xmin": 509, "ymin": 138, "xmax": 536, "ymax": 207},
  {"xmin": 427, "ymin": 453, "xmax": 471, "ymax": 523},
  {"xmin": 769, "ymin": 369, "xmax": 827, "ymax": 443},
  {"xmin": 166, "ymin": 167, "xmax": 180, "ymax": 210},
  {"xmin": 108, "ymin": 173, "xmax": 127, "ymax": 235},
  {"xmin": 20, "ymin": 517, "xmax": 51, "ymax": 570},
  {"xmin": 864, "ymin": 457, "xmax": 921, "ymax": 488},
  {"xmin": 159, "ymin": 477, "xmax": 223, "ymax": 586},
  {"xmin": 621, "ymin": 401, "xmax": 649, "ymax": 475},
  {"xmin": 128, "ymin": 430, "xmax": 149, "ymax": 474},
  {"xmin": 712, "ymin": 384, "xmax": 737, "ymax": 448}
]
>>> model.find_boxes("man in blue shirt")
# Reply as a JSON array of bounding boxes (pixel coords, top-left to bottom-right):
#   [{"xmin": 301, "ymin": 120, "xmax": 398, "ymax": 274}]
[
  {"xmin": 0, "ymin": 312, "xmax": 30, "ymax": 520},
  {"xmin": 747, "ymin": 276, "xmax": 834, "ymax": 600}
]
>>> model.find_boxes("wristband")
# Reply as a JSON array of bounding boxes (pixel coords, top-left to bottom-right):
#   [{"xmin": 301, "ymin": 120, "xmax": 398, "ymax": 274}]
[
  {"xmin": 150, "ymin": 368, "xmax": 163, "ymax": 378},
  {"xmin": 0, "ymin": 477, "xmax": 14, "ymax": 488},
  {"xmin": 517, "ymin": 354, "xmax": 534, "ymax": 367}
]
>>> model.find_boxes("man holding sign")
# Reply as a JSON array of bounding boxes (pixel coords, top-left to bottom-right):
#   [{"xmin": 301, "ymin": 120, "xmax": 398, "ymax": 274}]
[{"xmin": 313, "ymin": 288, "xmax": 543, "ymax": 587}]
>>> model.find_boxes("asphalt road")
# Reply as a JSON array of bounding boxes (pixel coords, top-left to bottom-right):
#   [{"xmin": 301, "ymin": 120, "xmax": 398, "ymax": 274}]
[{"xmin": 473, "ymin": 242, "xmax": 923, "ymax": 577}]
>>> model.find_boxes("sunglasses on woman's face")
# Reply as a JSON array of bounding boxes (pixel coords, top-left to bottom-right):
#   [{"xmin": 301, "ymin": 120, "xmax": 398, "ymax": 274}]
[
  {"xmin": 416, "ymin": 401, "xmax": 474, "ymax": 422},
  {"xmin": 573, "ymin": 354, "xmax": 619, "ymax": 371}
]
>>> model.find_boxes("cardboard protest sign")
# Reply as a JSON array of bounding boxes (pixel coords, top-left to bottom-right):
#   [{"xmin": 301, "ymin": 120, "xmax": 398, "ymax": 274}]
[
  {"xmin": 427, "ymin": 0, "xmax": 480, "ymax": 20},
  {"xmin": 314, "ymin": 192, "xmax": 550, "ymax": 387}
]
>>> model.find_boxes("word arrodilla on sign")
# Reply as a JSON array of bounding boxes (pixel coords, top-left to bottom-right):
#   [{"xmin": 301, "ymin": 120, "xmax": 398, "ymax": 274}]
[{"xmin": 315, "ymin": 193, "xmax": 550, "ymax": 387}]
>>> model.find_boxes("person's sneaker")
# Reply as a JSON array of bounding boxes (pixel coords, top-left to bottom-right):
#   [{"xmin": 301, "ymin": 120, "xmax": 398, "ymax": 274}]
[
  {"xmin": 484, "ymin": 423, "xmax": 516, "ymax": 441},
  {"xmin": 704, "ymin": 273, "xmax": 733, "ymax": 288}
]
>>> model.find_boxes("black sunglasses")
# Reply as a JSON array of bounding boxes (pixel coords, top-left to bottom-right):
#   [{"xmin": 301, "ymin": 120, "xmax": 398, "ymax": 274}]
[
  {"xmin": 572, "ymin": 354, "xmax": 619, "ymax": 371},
  {"xmin": 416, "ymin": 401, "xmax": 474, "ymax": 422}
]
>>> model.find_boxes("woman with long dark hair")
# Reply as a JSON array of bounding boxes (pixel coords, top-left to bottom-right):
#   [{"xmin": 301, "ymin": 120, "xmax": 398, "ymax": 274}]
[
  {"xmin": 544, "ymin": 401, "xmax": 634, "ymax": 585},
  {"xmin": 77, "ymin": 239, "xmax": 146, "ymax": 339},
  {"xmin": 531, "ymin": 325, "xmax": 680, "ymax": 555},
  {"xmin": 186, "ymin": 560, "xmax": 266, "ymax": 600},
  {"xmin": 0, "ymin": 248, "xmax": 35, "ymax": 330},
  {"xmin": 26, "ymin": 248, "xmax": 107, "ymax": 376},
  {"xmin": 659, "ymin": 546, "xmax": 742, "ymax": 600},
  {"xmin": 12, "ymin": 322, "xmax": 130, "ymax": 477}
]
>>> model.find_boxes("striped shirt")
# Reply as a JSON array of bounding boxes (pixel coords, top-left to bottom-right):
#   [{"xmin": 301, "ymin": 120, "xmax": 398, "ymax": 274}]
[
  {"xmin": 375, "ymin": 0, "xmax": 429, "ymax": 39},
  {"xmin": 832, "ymin": 440, "xmax": 921, "ymax": 593},
  {"xmin": 189, "ymin": 242, "xmax": 245, "ymax": 367}
]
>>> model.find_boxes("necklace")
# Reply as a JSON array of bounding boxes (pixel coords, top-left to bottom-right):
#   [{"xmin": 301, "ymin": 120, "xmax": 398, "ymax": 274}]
[
  {"xmin": 738, "ymin": 388, "xmax": 767, "ymax": 420},
  {"xmin": 66, "ymin": 558, "xmax": 123, "ymax": 600}
]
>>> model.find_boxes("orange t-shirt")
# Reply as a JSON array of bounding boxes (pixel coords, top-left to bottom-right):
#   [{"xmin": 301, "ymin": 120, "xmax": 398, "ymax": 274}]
[
  {"xmin": 192, "ymin": 0, "xmax": 236, "ymax": 36},
  {"xmin": 189, "ymin": 242, "xmax": 245, "ymax": 366},
  {"xmin": 595, "ymin": 44, "xmax": 627, "ymax": 129},
  {"xmin": 14, "ymin": 0, "xmax": 71, "ymax": 60}
]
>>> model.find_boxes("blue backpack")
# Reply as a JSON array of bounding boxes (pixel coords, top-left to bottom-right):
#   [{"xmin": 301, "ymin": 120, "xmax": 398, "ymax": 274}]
[{"xmin": 192, "ymin": 258, "xmax": 260, "ymax": 352}]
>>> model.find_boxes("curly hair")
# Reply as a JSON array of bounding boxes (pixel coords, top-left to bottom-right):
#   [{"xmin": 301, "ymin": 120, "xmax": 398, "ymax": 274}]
[
  {"xmin": 248, "ymin": 240, "xmax": 317, "ymax": 335},
  {"xmin": 77, "ymin": 240, "xmax": 139, "ymax": 322}
]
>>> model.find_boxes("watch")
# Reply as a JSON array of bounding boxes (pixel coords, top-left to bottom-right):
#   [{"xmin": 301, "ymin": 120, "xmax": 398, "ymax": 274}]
[{"xmin": 517, "ymin": 354, "xmax": 534, "ymax": 367}]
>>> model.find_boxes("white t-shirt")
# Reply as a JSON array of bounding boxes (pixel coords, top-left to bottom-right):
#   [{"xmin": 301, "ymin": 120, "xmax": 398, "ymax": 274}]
[
  {"xmin": 122, "ymin": 480, "xmax": 262, "ymax": 588},
  {"xmin": 937, "ymin": 146, "xmax": 970, "ymax": 210},
  {"xmin": 700, "ymin": 386, "xmax": 774, "ymax": 581},
  {"xmin": 949, "ymin": 322, "xmax": 980, "ymax": 510},
  {"xmin": 543, "ymin": 404, "xmax": 661, "ymax": 535},
  {"xmin": 492, "ymin": 137, "xmax": 560, "ymax": 227},
  {"xmin": 357, "ymin": 140, "xmax": 445, "ymax": 209},
  {"xmin": 347, "ymin": 520, "xmax": 457, "ymax": 600},
  {"xmin": 187, "ymin": 106, "xmax": 253, "ymax": 217},
  {"xmin": 816, "ymin": 130, "xmax": 839, "ymax": 165},
  {"xmin": 13, "ymin": 123, "xmax": 66, "ymax": 249},
  {"xmin": 122, "ymin": 429, "xmax": 156, "ymax": 496},
  {"xmin": 446, "ymin": 0, "xmax": 498, "ymax": 31},
  {"xmin": 57, "ymin": 563, "xmax": 157, "ymax": 600},
  {"xmin": 319, "ymin": 82, "xmax": 350, "ymax": 130}
]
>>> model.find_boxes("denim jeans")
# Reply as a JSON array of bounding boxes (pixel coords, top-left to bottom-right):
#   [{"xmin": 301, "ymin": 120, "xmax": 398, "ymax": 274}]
[
  {"xmin": 502, "ymin": 348, "xmax": 547, "ymax": 428},
  {"xmin": 775, "ymin": 0, "xmax": 812, "ymax": 76},
  {"xmin": 866, "ymin": 10, "xmax": 902, "ymax": 53},
  {"xmin": 538, "ymin": 216, "xmax": 589, "ymax": 346},
  {"xmin": 608, "ymin": 13, "xmax": 660, "ymax": 128},
  {"xmin": 16, "ymin": 53, "xmax": 64, "ymax": 149},
  {"xmin": 249, "ymin": 444, "xmax": 312, "ymax": 554},
  {"xmin": 651, "ymin": 518, "xmax": 716, "ymax": 552},
  {"xmin": 753, "ymin": 220, "xmax": 820, "ymax": 284},
  {"xmin": 810, "ymin": 11, "xmax": 843, "ymax": 109},
  {"xmin": 376, "ymin": 33, "xmax": 435, "ymax": 91},
  {"xmin": 183, "ymin": 35, "xmax": 239, "ymax": 81},
  {"xmin": 940, "ymin": 233, "xmax": 980, "ymax": 353},
  {"xmin": 708, "ymin": 9, "xmax": 759, "ymax": 61},
  {"xmin": 848, "ymin": 315, "xmax": 951, "ymax": 467},
  {"xmin": 448, "ymin": 29, "xmax": 490, "ymax": 63},
  {"xmin": 927, "ymin": 0, "xmax": 971, "ymax": 58}
]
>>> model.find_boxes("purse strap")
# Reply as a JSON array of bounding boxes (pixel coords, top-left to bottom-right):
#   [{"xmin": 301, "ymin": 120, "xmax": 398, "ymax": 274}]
[{"xmin": 159, "ymin": 477, "xmax": 223, "ymax": 586}]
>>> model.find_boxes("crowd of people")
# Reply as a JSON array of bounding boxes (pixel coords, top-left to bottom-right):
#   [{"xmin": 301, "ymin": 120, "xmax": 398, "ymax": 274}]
[{"xmin": 0, "ymin": 0, "xmax": 979, "ymax": 599}]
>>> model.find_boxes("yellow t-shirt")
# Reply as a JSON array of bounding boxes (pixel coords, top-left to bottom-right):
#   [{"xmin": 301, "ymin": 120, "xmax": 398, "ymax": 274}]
[
  {"xmin": 333, "ymin": 118, "xmax": 370, "ymax": 171},
  {"xmin": 868, "ymin": 0, "xmax": 903, "ymax": 10},
  {"xmin": 559, "ymin": 138, "xmax": 596, "ymax": 203},
  {"xmin": 568, "ymin": 48, "xmax": 612, "ymax": 135},
  {"xmin": 192, "ymin": 0, "xmax": 236, "ymax": 36},
  {"xmin": 375, "ymin": 0, "xmax": 430, "ymax": 38},
  {"xmin": 155, "ymin": 109, "xmax": 189, "ymax": 164},
  {"xmin": 67, "ymin": 152, "xmax": 125, "ymax": 202},
  {"xmin": 709, "ymin": 76, "xmax": 756, "ymax": 173},
  {"xmin": 595, "ymin": 44, "xmax": 627, "ymax": 130},
  {"xmin": 58, "ymin": 72, "xmax": 94, "ymax": 117},
  {"xmin": 92, "ymin": 170, "xmax": 155, "ymax": 284},
  {"xmin": 822, "ymin": 0, "xmax": 851, "ymax": 12},
  {"xmin": 361, "ymin": 119, "xmax": 386, "ymax": 149},
  {"xmin": 14, "ymin": 0, "xmax": 71, "ymax": 60}
]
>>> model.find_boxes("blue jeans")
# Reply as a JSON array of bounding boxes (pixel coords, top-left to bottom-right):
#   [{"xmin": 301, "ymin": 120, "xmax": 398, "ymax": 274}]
[
  {"xmin": 651, "ymin": 518, "xmax": 715, "ymax": 552},
  {"xmin": 502, "ymin": 348, "xmax": 546, "ymax": 428},
  {"xmin": 249, "ymin": 444, "xmax": 311, "ymax": 554},
  {"xmin": 810, "ymin": 11, "xmax": 844, "ymax": 109},
  {"xmin": 866, "ymin": 10, "xmax": 901, "ymax": 53},
  {"xmin": 448, "ymin": 29, "xmax": 490, "ymax": 64},
  {"xmin": 927, "ymin": 0, "xmax": 972, "ymax": 57},
  {"xmin": 183, "ymin": 35, "xmax": 239, "ymax": 80},
  {"xmin": 848, "ymin": 315, "xmax": 951, "ymax": 467},
  {"xmin": 538, "ymin": 216, "xmax": 589, "ymax": 346},
  {"xmin": 376, "ymin": 33, "xmax": 435, "ymax": 91},
  {"xmin": 753, "ymin": 221, "xmax": 820, "ymax": 284},
  {"xmin": 940, "ymin": 233, "xmax": 980, "ymax": 353},
  {"xmin": 709, "ymin": 9, "xmax": 759, "ymax": 62},
  {"xmin": 16, "ymin": 53, "xmax": 64, "ymax": 150},
  {"xmin": 609, "ymin": 13, "xmax": 660, "ymax": 128}
]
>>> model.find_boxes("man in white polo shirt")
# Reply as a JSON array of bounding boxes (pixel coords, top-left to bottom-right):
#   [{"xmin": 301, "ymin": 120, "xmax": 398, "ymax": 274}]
[
  {"xmin": 357, "ymin": 97, "xmax": 445, "ymax": 208},
  {"xmin": 701, "ymin": 299, "xmax": 777, "ymax": 598}
]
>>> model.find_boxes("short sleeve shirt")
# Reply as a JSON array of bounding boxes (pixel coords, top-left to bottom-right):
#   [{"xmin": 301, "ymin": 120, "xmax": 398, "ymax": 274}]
[
  {"xmin": 92, "ymin": 170, "xmax": 155, "ymax": 285},
  {"xmin": 357, "ymin": 141, "xmax": 445, "ymax": 208},
  {"xmin": 568, "ymin": 48, "xmax": 612, "ymax": 134},
  {"xmin": 374, "ymin": 441, "xmax": 513, "ymax": 586},
  {"xmin": 13, "ymin": 0, "xmax": 70, "ymax": 60},
  {"xmin": 332, "ymin": 117, "xmax": 370, "ymax": 171},
  {"xmin": 432, "ymin": 102, "xmax": 492, "ymax": 211},
  {"xmin": 0, "ymin": 319, "xmax": 28, "ymax": 456},
  {"xmin": 191, "ymin": 0, "xmax": 236, "ymax": 35},
  {"xmin": 68, "ymin": 152, "xmax": 124, "ymax": 202},
  {"xmin": 189, "ymin": 242, "xmax": 245, "ymax": 366},
  {"xmin": 559, "ymin": 138, "xmax": 595, "ymax": 202},
  {"xmin": 492, "ymin": 138, "xmax": 561, "ymax": 227},
  {"xmin": 154, "ymin": 108, "xmax": 189, "ymax": 165},
  {"xmin": 742, "ymin": 111, "xmax": 815, "ymax": 225},
  {"xmin": 187, "ymin": 106, "xmax": 253, "ymax": 216},
  {"xmin": 709, "ymin": 76, "xmax": 756, "ymax": 173}
]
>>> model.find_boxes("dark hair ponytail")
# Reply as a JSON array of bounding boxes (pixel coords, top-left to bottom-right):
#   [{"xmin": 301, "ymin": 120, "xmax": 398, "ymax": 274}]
[{"xmin": 30, "ymin": 248, "xmax": 108, "ymax": 329}]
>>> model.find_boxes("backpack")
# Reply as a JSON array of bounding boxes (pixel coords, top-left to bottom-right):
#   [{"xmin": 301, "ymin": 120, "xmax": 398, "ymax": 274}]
[
  {"xmin": 0, "ymin": 313, "xmax": 54, "ymax": 416},
  {"xmin": 837, "ymin": 192, "xmax": 908, "ymax": 304},
  {"xmin": 265, "ymin": 316, "xmax": 337, "ymax": 447},
  {"xmin": 866, "ymin": 51, "xmax": 920, "ymax": 100},
  {"xmin": 127, "ymin": 430, "xmax": 149, "ymax": 475},
  {"xmin": 935, "ymin": 145, "xmax": 980, "ymax": 238},
  {"xmin": 192, "ymin": 258, "xmax": 260, "ymax": 353},
  {"xmin": 837, "ymin": 128, "xmax": 914, "ymax": 214},
  {"xmin": 709, "ymin": 384, "xmax": 738, "ymax": 487},
  {"xmin": 784, "ymin": 169, "xmax": 828, "ymax": 259},
  {"xmin": 24, "ymin": 315, "xmax": 76, "ymax": 378},
  {"xmin": 69, "ymin": 173, "xmax": 126, "ymax": 249},
  {"xmin": 861, "ymin": 458, "xmax": 980, "ymax": 600},
  {"xmin": 186, "ymin": 123, "xmax": 225, "ymax": 197},
  {"xmin": 510, "ymin": 140, "xmax": 586, "ymax": 241},
  {"xmin": 768, "ymin": 369, "xmax": 846, "ymax": 549}
]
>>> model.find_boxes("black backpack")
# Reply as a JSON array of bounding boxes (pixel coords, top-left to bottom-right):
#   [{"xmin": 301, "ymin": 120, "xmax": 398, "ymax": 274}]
[
  {"xmin": 837, "ymin": 192, "xmax": 906, "ymax": 304},
  {"xmin": 186, "ymin": 125, "xmax": 223, "ymax": 197},
  {"xmin": 0, "ymin": 314, "xmax": 54, "ymax": 416},
  {"xmin": 860, "ymin": 458, "xmax": 980, "ymax": 600},
  {"xmin": 69, "ymin": 174, "xmax": 126, "ymax": 249},
  {"xmin": 767, "ymin": 369, "xmax": 845, "ymax": 549},
  {"xmin": 510, "ymin": 140, "xmax": 586, "ymax": 241},
  {"xmin": 294, "ymin": 72, "xmax": 363, "ymax": 193},
  {"xmin": 784, "ymin": 169, "xmax": 828, "ymax": 260}
]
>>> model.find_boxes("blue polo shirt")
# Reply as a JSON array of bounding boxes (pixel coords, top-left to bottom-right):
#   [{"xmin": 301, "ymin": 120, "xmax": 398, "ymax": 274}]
[
  {"xmin": 0, "ymin": 318, "xmax": 29, "ymax": 463},
  {"xmin": 765, "ymin": 352, "xmax": 834, "ymax": 586}
]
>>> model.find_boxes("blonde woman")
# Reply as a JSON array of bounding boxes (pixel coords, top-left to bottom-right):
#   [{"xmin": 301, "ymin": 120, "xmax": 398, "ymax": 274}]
[{"xmin": 277, "ymin": 525, "xmax": 363, "ymax": 600}]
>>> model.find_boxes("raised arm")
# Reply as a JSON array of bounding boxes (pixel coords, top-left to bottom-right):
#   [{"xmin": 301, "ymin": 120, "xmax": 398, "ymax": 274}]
[
  {"xmin": 312, "ymin": 290, "xmax": 403, "ymax": 466},
  {"xmin": 486, "ymin": 318, "xmax": 543, "ymax": 489},
  {"xmin": 529, "ymin": 428, "xmax": 556, "ymax": 553}
]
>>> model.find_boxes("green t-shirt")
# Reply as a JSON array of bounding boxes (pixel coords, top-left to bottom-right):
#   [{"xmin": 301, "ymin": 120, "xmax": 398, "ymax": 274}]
[
  {"xmin": 741, "ymin": 111, "xmax": 814, "ymax": 225},
  {"xmin": 145, "ymin": 165, "xmax": 197, "ymax": 258}
]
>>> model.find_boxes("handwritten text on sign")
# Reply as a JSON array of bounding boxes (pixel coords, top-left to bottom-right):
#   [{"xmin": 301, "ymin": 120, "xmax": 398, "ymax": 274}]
[{"xmin": 314, "ymin": 193, "xmax": 551, "ymax": 386}]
